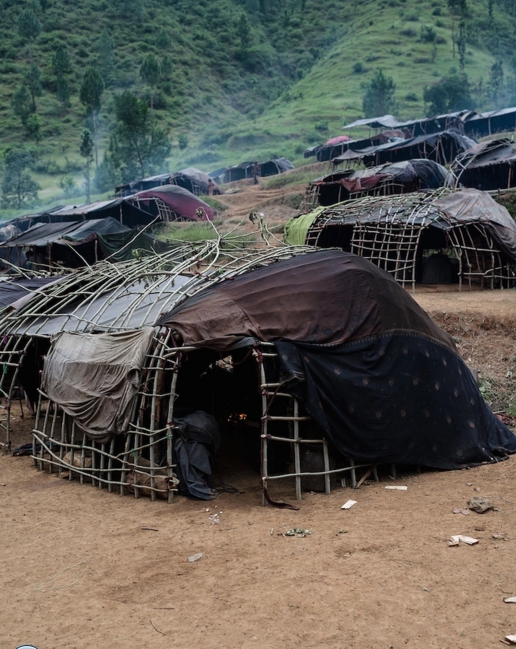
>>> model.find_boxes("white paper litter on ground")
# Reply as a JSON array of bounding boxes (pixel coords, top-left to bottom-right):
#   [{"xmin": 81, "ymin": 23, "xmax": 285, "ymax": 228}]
[
  {"xmin": 341, "ymin": 500, "xmax": 357, "ymax": 510},
  {"xmin": 505, "ymin": 635, "xmax": 516, "ymax": 643},
  {"xmin": 505, "ymin": 597, "xmax": 516, "ymax": 603},
  {"xmin": 188, "ymin": 553, "xmax": 203, "ymax": 562},
  {"xmin": 448, "ymin": 535, "xmax": 479, "ymax": 546},
  {"xmin": 385, "ymin": 486, "xmax": 408, "ymax": 491}
]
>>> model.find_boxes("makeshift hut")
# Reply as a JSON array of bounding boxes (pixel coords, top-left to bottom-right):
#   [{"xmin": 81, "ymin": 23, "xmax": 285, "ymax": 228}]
[
  {"xmin": 2, "ymin": 244, "xmax": 516, "ymax": 505},
  {"xmin": 0, "ymin": 217, "xmax": 173, "ymax": 271},
  {"xmin": 11, "ymin": 198, "xmax": 159, "ymax": 232},
  {"xmin": 285, "ymin": 188, "xmax": 516, "ymax": 291},
  {"xmin": 342, "ymin": 115, "xmax": 402, "ymax": 130},
  {"xmin": 315, "ymin": 131, "xmax": 404, "ymax": 162},
  {"xmin": 300, "ymin": 159, "xmax": 453, "ymax": 211},
  {"xmin": 115, "ymin": 167, "xmax": 220, "ymax": 197},
  {"xmin": 451, "ymin": 138, "xmax": 516, "ymax": 191},
  {"xmin": 224, "ymin": 158, "xmax": 294, "ymax": 182},
  {"xmin": 6, "ymin": 188, "xmax": 213, "ymax": 248},
  {"xmin": 464, "ymin": 107, "xmax": 516, "ymax": 138},
  {"xmin": 128, "ymin": 185, "xmax": 215, "ymax": 222}
]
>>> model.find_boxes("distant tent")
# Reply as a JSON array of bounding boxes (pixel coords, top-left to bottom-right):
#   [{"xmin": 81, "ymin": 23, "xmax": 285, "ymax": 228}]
[
  {"xmin": 115, "ymin": 167, "xmax": 221, "ymax": 197},
  {"xmin": 303, "ymin": 144, "xmax": 323, "ymax": 159},
  {"xmin": 325, "ymin": 135, "xmax": 352, "ymax": 146},
  {"xmin": 316, "ymin": 131, "xmax": 403, "ymax": 162},
  {"xmin": 342, "ymin": 115, "xmax": 402, "ymax": 130},
  {"xmin": 129, "ymin": 185, "xmax": 215, "ymax": 221},
  {"xmin": 115, "ymin": 172, "xmax": 173, "ymax": 197},
  {"xmin": 224, "ymin": 158, "xmax": 294, "ymax": 182},
  {"xmin": 300, "ymin": 159, "xmax": 453, "ymax": 212},
  {"xmin": 171, "ymin": 167, "xmax": 215, "ymax": 195},
  {"xmin": 208, "ymin": 168, "xmax": 226, "ymax": 185},
  {"xmin": 259, "ymin": 158, "xmax": 294, "ymax": 177},
  {"xmin": 0, "ymin": 217, "xmax": 173, "ymax": 269},
  {"xmin": 9, "ymin": 198, "xmax": 158, "ymax": 232},
  {"xmin": 398, "ymin": 110, "xmax": 479, "ymax": 137},
  {"xmin": 464, "ymin": 107, "xmax": 516, "ymax": 138},
  {"xmin": 451, "ymin": 138, "xmax": 516, "ymax": 191},
  {"xmin": 285, "ymin": 189, "xmax": 516, "ymax": 291}
]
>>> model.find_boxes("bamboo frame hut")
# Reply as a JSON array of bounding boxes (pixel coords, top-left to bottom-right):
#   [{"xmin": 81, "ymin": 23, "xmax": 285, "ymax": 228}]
[
  {"xmin": 0, "ymin": 243, "xmax": 375, "ymax": 504},
  {"xmin": 285, "ymin": 189, "xmax": 516, "ymax": 291}
]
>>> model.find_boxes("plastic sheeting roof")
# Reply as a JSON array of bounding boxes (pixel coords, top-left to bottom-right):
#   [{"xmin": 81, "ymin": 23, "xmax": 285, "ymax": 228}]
[
  {"xmin": 18, "ymin": 275, "xmax": 192, "ymax": 337},
  {"xmin": 0, "ymin": 277, "xmax": 61, "ymax": 309},
  {"xmin": 1, "ymin": 218, "xmax": 130, "ymax": 248},
  {"xmin": 133, "ymin": 185, "xmax": 214, "ymax": 221},
  {"xmin": 342, "ymin": 115, "xmax": 402, "ymax": 129}
]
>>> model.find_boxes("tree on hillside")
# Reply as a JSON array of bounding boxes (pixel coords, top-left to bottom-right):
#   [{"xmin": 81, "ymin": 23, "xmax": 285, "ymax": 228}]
[
  {"xmin": 79, "ymin": 67, "xmax": 104, "ymax": 169},
  {"xmin": 52, "ymin": 44, "xmax": 72, "ymax": 109},
  {"xmin": 237, "ymin": 13, "xmax": 251, "ymax": 58},
  {"xmin": 488, "ymin": 61, "xmax": 505, "ymax": 107},
  {"xmin": 11, "ymin": 85, "xmax": 33, "ymax": 129},
  {"xmin": 1, "ymin": 148, "xmax": 41, "ymax": 209},
  {"xmin": 24, "ymin": 63, "xmax": 42, "ymax": 112},
  {"xmin": 79, "ymin": 129, "xmax": 94, "ymax": 203},
  {"xmin": 447, "ymin": 0, "xmax": 468, "ymax": 59},
  {"xmin": 110, "ymin": 91, "xmax": 171, "ymax": 181},
  {"xmin": 160, "ymin": 54, "xmax": 174, "ymax": 82},
  {"xmin": 140, "ymin": 53, "xmax": 161, "ymax": 113},
  {"xmin": 97, "ymin": 29, "xmax": 115, "ymax": 85},
  {"xmin": 362, "ymin": 70, "xmax": 396, "ymax": 117},
  {"xmin": 423, "ymin": 72, "xmax": 474, "ymax": 116},
  {"xmin": 457, "ymin": 19, "xmax": 467, "ymax": 73},
  {"xmin": 18, "ymin": 7, "xmax": 41, "ymax": 65}
]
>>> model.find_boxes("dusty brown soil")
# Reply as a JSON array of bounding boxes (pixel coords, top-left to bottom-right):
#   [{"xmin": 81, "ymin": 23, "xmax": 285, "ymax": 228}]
[{"xmin": 3, "ymin": 183, "xmax": 516, "ymax": 649}]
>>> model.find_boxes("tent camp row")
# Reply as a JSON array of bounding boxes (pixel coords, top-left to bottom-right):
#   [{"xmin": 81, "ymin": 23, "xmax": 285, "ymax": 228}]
[
  {"xmin": 7, "ymin": 185, "xmax": 214, "ymax": 234},
  {"xmin": 286, "ymin": 188, "xmax": 516, "ymax": 291},
  {"xmin": 0, "ymin": 217, "xmax": 173, "ymax": 269},
  {"xmin": 0, "ymin": 185, "xmax": 215, "ymax": 272},
  {"xmin": 1, "ymin": 241, "xmax": 515, "ymax": 506},
  {"xmin": 331, "ymin": 129, "xmax": 476, "ymax": 169},
  {"xmin": 116, "ymin": 159, "xmax": 295, "ymax": 196},
  {"xmin": 341, "ymin": 107, "xmax": 516, "ymax": 139},
  {"xmin": 307, "ymin": 106, "xmax": 516, "ymax": 165}
]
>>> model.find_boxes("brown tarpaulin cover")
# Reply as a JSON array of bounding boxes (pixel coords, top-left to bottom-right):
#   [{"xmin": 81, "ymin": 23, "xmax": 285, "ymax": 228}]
[
  {"xmin": 41, "ymin": 328, "xmax": 155, "ymax": 442},
  {"xmin": 156, "ymin": 250, "xmax": 454, "ymax": 351}
]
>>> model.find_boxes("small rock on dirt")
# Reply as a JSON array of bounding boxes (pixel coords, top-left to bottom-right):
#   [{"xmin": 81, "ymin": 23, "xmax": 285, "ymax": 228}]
[{"xmin": 468, "ymin": 496, "xmax": 494, "ymax": 514}]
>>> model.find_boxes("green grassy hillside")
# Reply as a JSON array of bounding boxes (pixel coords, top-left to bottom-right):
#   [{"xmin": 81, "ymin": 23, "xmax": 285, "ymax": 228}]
[{"xmin": 0, "ymin": 0, "xmax": 515, "ymax": 210}]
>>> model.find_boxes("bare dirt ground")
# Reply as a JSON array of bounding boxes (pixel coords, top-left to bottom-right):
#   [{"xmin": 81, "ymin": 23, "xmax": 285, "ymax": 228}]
[{"xmin": 3, "ymin": 183, "xmax": 516, "ymax": 649}]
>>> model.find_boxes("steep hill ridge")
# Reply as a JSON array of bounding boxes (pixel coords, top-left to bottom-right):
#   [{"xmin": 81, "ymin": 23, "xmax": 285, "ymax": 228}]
[{"xmin": 0, "ymin": 0, "xmax": 515, "ymax": 207}]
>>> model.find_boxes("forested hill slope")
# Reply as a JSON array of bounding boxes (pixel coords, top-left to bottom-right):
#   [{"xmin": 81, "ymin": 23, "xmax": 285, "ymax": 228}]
[{"xmin": 1, "ymin": 0, "xmax": 516, "ymax": 205}]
